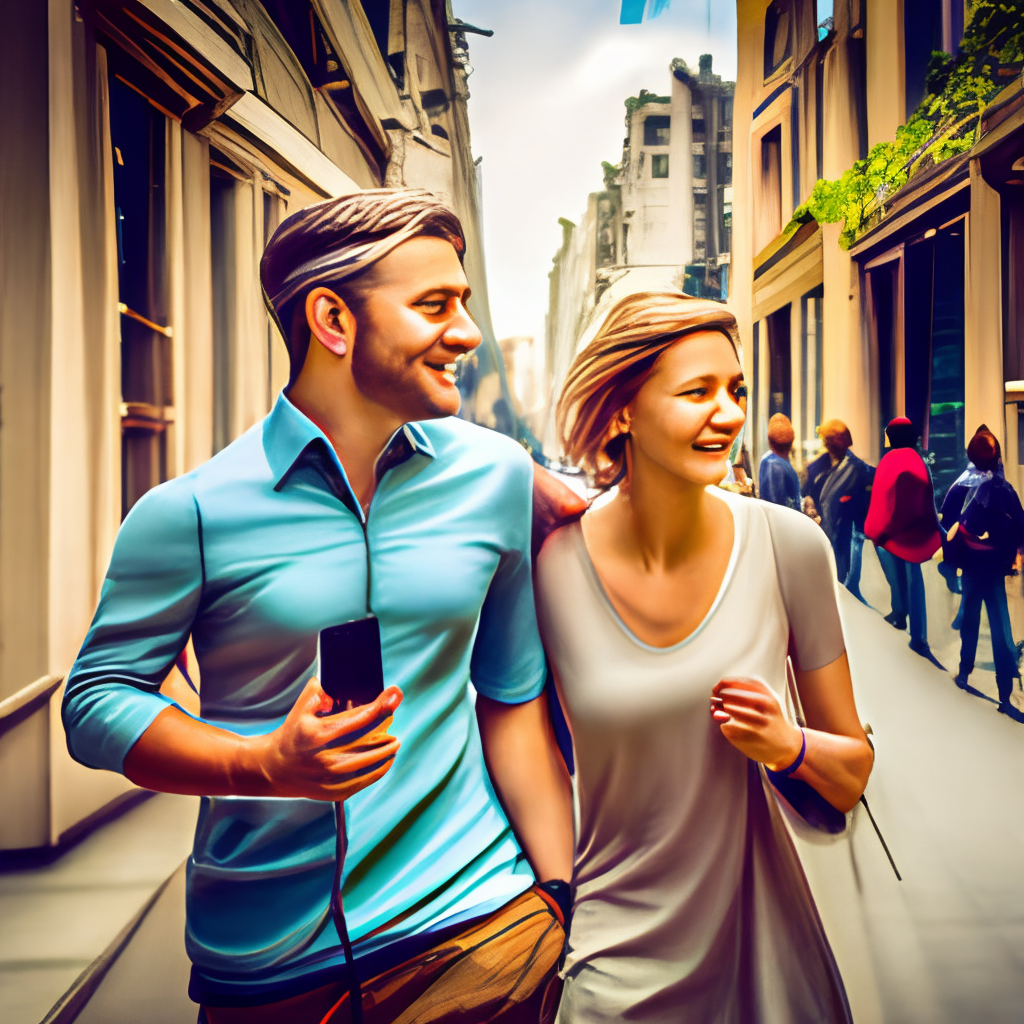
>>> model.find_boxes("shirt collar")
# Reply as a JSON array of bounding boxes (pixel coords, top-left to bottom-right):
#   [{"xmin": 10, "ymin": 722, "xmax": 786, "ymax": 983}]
[{"xmin": 262, "ymin": 392, "xmax": 435, "ymax": 492}]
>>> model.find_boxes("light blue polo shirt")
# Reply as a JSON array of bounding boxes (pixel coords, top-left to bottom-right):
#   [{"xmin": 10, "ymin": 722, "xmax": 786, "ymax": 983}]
[{"xmin": 62, "ymin": 394, "xmax": 547, "ymax": 998}]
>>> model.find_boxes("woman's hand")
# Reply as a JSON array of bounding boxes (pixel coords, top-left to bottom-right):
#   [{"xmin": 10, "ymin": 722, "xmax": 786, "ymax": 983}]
[
  {"xmin": 245, "ymin": 679, "xmax": 403, "ymax": 801},
  {"xmin": 710, "ymin": 676, "xmax": 803, "ymax": 772}
]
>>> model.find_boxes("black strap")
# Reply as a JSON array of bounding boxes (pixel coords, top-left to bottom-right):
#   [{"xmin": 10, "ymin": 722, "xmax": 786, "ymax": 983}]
[{"xmin": 331, "ymin": 802, "xmax": 363, "ymax": 1023}]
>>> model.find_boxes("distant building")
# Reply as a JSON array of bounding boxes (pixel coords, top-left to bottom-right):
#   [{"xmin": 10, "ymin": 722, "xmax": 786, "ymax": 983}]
[{"xmin": 544, "ymin": 54, "xmax": 735, "ymax": 451}]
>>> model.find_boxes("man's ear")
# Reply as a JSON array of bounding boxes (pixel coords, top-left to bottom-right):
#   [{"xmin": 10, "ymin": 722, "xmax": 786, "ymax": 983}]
[{"xmin": 305, "ymin": 286, "xmax": 356, "ymax": 358}]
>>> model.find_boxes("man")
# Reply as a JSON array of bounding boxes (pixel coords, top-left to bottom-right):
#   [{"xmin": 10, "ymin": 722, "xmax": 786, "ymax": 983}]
[
  {"xmin": 802, "ymin": 418, "xmax": 873, "ymax": 600},
  {"xmin": 758, "ymin": 413, "xmax": 801, "ymax": 510},
  {"xmin": 63, "ymin": 189, "xmax": 573, "ymax": 1024},
  {"xmin": 865, "ymin": 417, "xmax": 943, "ymax": 667}
]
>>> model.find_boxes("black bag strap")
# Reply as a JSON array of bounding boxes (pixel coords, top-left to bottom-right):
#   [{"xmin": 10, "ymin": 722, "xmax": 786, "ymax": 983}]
[{"xmin": 761, "ymin": 504, "xmax": 902, "ymax": 881}]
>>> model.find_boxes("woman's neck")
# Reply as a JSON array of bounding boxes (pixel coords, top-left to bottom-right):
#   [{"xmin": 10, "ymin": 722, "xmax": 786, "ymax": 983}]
[{"xmin": 608, "ymin": 461, "xmax": 718, "ymax": 571}]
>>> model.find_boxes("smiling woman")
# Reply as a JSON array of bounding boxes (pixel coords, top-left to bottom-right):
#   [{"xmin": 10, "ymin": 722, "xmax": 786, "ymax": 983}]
[{"xmin": 536, "ymin": 291, "xmax": 879, "ymax": 1023}]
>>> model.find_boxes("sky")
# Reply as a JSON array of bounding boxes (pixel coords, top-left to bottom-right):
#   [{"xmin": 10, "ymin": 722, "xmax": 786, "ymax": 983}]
[{"xmin": 451, "ymin": 0, "xmax": 738, "ymax": 346}]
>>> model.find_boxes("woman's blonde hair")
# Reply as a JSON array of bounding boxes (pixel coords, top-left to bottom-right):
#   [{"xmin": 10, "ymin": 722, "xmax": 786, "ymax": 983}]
[{"xmin": 557, "ymin": 291, "xmax": 741, "ymax": 488}]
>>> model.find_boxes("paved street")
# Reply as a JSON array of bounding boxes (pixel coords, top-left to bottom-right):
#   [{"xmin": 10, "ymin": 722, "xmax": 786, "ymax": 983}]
[
  {"xmin": 4, "ymin": 547, "xmax": 1024, "ymax": 1023},
  {"xmin": 844, "ymin": 544, "xmax": 1024, "ymax": 1023}
]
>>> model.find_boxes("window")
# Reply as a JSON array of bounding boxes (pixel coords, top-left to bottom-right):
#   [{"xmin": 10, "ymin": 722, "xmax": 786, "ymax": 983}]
[
  {"xmin": 692, "ymin": 118, "xmax": 706, "ymax": 142},
  {"xmin": 644, "ymin": 115, "xmax": 670, "ymax": 146},
  {"xmin": 766, "ymin": 305, "xmax": 792, "ymax": 419},
  {"xmin": 694, "ymin": 193, "xmax": 707, "ymax": 259},
  {"xmin": 764, "ymin": 0, "xmax": 793, "ymax": 78},
  {"xmin": 801, "ymin": 286, "xmax": 823, "ymax": 460},
  {"xmin": 652, "ymin": 154, "xmax": 669, "ymax": 178},
  {"xmin": 109, "ymin": 74, "xmax": 172, "ymax": 518},
  {"xmin": 756, "ymin": 125, "xmax": 783, "ymax": 251},
  {"xmin": 717, "ymin": 151, "xmax": 732, "ymax": 186},
  {"xmin": 693, "ymin": 154, "xmax": 707, "ymax": 180}
]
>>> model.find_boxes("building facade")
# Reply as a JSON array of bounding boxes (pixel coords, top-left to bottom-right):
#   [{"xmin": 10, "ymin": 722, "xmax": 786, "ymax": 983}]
[
  {"xmin": 732, "ymin": 0, "xmax": 1024, "ymax": 501},
  {"xmin": 0, "ymin": 0, "xmax": 501, "ymax": 851},
  {"xmin": 544, "ymin": 55, "xmax": 735, "ymax": 451}
]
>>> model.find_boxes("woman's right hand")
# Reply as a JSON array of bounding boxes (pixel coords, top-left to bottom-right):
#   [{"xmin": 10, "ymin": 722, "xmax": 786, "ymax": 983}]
[{"xmin": 246, "ymin": 678, "xmax": 403, "ymax": 801}]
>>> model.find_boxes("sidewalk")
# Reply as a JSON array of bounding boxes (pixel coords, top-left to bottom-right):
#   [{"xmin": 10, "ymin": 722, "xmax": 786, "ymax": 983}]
[
  {"xmin": 0, "ymin": 792, "xmax": 197, "ymax": 1024},
  {"xmin": 855, "ymin": 540, "xmax": 1023, "ymax": 707}
]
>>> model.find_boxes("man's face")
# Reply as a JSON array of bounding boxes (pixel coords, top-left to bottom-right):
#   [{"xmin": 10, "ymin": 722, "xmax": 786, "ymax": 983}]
[{"xmin": 348, "ymin": 236, "xmax": 482, "ymax": 421}]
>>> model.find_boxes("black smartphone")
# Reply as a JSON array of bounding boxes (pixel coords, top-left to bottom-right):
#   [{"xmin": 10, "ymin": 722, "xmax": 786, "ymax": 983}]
[{"xmin": 318, "ymin": 616, "xmax": 385, "ymax": 712}]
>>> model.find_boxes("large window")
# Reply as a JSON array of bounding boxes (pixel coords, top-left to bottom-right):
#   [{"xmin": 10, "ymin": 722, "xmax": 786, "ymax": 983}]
[
  {"xmin": 756, "ymin": 125, "xmax": 783, "ymax": 252},
  {"xmin": 764, "ymin": 0, "xmax": 793, "ymax": 78},
  {"xmin": 109, "ymin": 74, "xmax": 172, "ymax": 518},
  {"xmin": 644, "ymin": 115, "xmax": 670, "ymax": 146}
]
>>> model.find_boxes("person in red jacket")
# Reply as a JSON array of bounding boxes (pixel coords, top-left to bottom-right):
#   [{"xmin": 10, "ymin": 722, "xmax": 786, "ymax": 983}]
[{"xmin": 865, "ymin": 417, "xmax": 943, "ymax": 667}]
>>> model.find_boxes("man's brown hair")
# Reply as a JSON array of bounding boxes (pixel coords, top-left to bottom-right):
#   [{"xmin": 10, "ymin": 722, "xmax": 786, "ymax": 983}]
[
  {"xmin": 557, "ymin": 292, "xmax": 741, "ymax": 488},
  {"xmin": 260, "ymin": 188, "xmax": 466, "ymax": 384}
]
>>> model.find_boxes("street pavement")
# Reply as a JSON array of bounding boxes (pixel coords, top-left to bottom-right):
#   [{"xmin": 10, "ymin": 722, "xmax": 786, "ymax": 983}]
[{"xmin": 844, "ymin": 543, "xmax": 1024, "ymax": 1023}]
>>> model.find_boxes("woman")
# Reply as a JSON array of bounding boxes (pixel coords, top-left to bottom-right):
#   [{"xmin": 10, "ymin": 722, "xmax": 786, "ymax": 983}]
[
  {"xmin": 535, "ymin": 293, "xmax": 876, "ymax": 1023},
  {"xmin": 940, "ymin": 425, "xmax": 1024, "ymax": 710}
]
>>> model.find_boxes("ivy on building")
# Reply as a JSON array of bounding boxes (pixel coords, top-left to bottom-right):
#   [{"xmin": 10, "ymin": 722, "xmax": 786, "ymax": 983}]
[{"xmin": 788, "ymin": 0, "xmax": 1024, "ymax": 249}]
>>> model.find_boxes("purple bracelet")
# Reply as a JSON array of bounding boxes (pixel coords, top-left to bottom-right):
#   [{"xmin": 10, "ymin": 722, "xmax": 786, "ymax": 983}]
[{"xmin": 772, "ymin": 729, "xmax": 806, "ymax": 777}]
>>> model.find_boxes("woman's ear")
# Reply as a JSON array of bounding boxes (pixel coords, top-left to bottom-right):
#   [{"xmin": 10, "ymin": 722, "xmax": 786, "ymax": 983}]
[{"xmin": 305, "ymin": 286, "xmax": 355, "ymax": 358}]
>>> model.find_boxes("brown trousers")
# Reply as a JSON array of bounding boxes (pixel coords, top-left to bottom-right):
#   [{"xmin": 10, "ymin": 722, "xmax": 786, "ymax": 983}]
[{"xmin": 203, "ymin": 887, "xmax": 564, "ymax": 1024}]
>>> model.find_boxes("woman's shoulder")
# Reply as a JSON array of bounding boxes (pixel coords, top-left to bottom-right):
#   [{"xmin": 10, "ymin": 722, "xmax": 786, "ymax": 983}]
[
  {"xmin": 536, "ymin": 517, "xmax": 584, "ymax": 574},
  {"xmin": 750, "ymin": 497, "xmax": 832, "ymax": 559}
]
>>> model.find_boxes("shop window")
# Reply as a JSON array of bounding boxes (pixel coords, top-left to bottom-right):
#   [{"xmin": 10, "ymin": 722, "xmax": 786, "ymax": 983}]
[
  {"xmin": 109, "ymin": 74, "xmax": 172, "ymax": 518},
  {"xmin": 869, "ymin": 262, "xmax": 899, "ymax": 457},
  {"xmin": 766, "ymin": 305, "xmax": 792, "ymax": 420},
  {"xmin": 800, "ymin": 286, "xmax": 824, "ymax": 460},
  {"xmin": 764, "ymin": 0, "xmax": 793, "ymax": 79},
  {"xmin": 644, "ymin": 116, "xmax": 670, "ymax": 146},
  {"xmin": 652, "ymin": 154, "xmax": 669, "ymax": 178}
]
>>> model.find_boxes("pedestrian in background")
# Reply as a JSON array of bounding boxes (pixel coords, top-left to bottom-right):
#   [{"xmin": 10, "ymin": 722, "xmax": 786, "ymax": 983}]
[
  {"xmin": 802, "ymin": 419, "xmax": 873, "ymax": 600},
  {"xmin": 759, "ymin": 413, "xmax": 801, "ymax": 510},
  {"xmin": 939, "ymin": 425, "xmax": 1024, "ymax": 713},
  {"xmin": 865, "ymin": 417, "xmax": 943, "ymax": 667}
]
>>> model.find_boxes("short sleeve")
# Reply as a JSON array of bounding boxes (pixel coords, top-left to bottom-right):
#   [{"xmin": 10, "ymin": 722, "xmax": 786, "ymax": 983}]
[
  {"xmin": 761, "ymin": 503, "xmax": 846, "ymax": 672},
  {"xmin": 62, "ymin": 478, "xmax": 205, "ymax": 772},
  {"xmin": 470, "ymin": 454, "xmax": 548, "ymax": 704}
]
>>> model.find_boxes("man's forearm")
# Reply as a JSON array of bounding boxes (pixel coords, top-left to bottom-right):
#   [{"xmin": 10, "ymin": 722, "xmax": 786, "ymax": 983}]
[
  {"xmin": 476, "ymin": 693, "xmax": 574, "ymax": 883},
  {"xmin": 124, "ymin": 705, "xmax": 274, "ymax": 796}
]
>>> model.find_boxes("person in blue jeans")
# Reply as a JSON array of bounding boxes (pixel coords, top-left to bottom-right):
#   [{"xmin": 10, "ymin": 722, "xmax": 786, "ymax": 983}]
[
  {"xmin": 758, "ymin": 414, "xmax": 802, "ymax": 510},
  {"xmin": 940, "ymin": 426, "xmax": 1024, "ymax": 713},
  {"xmin": 865, "ymin": 418, "xmax": 943, "ymax": 667}
]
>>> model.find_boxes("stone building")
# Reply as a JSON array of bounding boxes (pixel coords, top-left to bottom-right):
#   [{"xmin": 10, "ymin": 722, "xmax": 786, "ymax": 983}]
[
  {"xmin": 543, "ymin": 55, "xmax": 735, "ymax": 451},
  {"xmin": 731, "ymin": 0, "xmax": 1024, "ymax": 496},
  {"xmin": 0, "ymin": 0, "xmax": 499, "ymax": 852}
]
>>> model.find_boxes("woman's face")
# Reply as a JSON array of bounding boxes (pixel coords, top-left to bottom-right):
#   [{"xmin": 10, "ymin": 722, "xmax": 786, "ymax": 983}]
[{"xmin": 625, "ymin": 330, "xmax": 746, "ymax": 488}]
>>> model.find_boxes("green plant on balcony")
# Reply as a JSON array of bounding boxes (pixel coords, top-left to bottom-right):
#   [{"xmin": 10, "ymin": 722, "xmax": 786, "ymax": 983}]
[{"xmin": 788, "ymin": 0, "xmax": 1024, "ymax": 249}]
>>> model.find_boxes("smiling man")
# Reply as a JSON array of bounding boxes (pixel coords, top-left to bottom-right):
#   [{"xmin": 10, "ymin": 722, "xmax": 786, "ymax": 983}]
[{"xmin": 62, "ymin": 189, "xmax": 573, "ymax": 1024}]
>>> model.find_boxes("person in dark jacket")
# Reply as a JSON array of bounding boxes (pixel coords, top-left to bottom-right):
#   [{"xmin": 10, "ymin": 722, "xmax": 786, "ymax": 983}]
[
  {"xmin": 802, "ymin": 419, "xmax": 873, "ymax": 600},
  {"xmin": 758, "ymin": 414, "xmax": 801, "ymax": 510},
  {"xmin": 940, "ymin": 426, "xmax": 1024, "ymax": 712},
  {"xmin": 865, "ymin": 417, "xmax": 943, "ymax": 667}
]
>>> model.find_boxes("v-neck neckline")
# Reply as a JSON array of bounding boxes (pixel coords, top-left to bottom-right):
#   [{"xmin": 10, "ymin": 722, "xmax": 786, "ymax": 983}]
[{"xmin": 573, "ymin": 489, "xmax": 743, "ymax": 654}]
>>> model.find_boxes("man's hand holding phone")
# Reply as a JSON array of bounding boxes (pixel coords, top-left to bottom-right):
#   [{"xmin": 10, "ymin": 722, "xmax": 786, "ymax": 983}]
[{"xmin": 249, "ymin": 679, "xmax": 403, "ymax": 802}]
